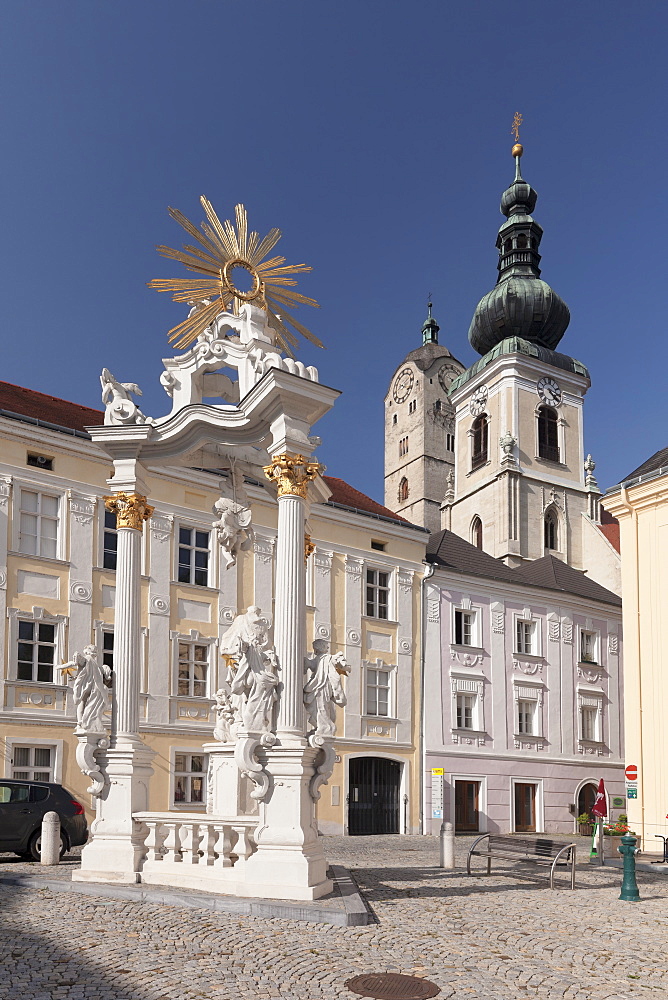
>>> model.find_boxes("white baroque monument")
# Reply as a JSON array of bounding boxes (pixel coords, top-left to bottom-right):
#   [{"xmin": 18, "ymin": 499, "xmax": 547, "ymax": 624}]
[{"xmin": 73, "ymin": 199, "xmax": 341, "ymax": 899}]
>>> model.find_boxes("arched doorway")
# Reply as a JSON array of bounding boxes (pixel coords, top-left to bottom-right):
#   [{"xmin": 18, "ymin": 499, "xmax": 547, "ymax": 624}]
[
  {"xmin": 578, "ymin": 782, "xmax": 598, "ymax": 818},
  {"xmin": 348, "ymin": 757, "xmax": 401, "ymax": 835}
]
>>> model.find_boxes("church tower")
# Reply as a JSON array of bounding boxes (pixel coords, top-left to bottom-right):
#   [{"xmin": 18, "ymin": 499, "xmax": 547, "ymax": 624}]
[
  {"xmin": 444, "ymin": 138, "xmax": 600, "ymax": 568},
  {"xmin": 384, "ymin": 306, "xmax": 465, "ymax": 533}
]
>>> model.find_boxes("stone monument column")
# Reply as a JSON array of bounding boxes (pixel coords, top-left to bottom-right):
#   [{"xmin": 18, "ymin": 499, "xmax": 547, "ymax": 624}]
[{"xmin": 73, "ymin": 488, "xmax": 156, "ymax": 884}]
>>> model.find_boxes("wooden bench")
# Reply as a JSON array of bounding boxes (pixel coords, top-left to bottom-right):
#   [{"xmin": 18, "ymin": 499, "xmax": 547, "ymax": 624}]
[{"xmin": 466, "ymin": 834, "xmax": 577, "ymax": 889}]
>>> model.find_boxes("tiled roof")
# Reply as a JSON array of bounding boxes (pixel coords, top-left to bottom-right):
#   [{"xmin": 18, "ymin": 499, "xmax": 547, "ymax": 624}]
[
  {"xmin": 597, "ymin": 507, "xmax": 620, "ymax": 553},
  {"xmin": 0, "ymin": 380, "xmax": 103, "ymax": 433},
  {"xmin": 323, "ymin": 476, "xmax": 421, "ymax": 528},
  {"xmin": 622, "ymin": 445, "xmax": 668, "ymax": 483},
  {"xmin": 427, "ymin": 529, "xmax": 621, "ymax": 607}
]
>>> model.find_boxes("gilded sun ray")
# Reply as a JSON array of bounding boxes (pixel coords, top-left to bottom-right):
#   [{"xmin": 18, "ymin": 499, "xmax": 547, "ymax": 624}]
[{"xmin": 148, "ymin": 198, "xmax": 322, "ymax": 355}]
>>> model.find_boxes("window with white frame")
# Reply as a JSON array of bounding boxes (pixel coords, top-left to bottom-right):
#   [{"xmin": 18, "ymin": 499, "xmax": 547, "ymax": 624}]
[
  {"xmin": 366, "ymin": 568, "xmax": 390, "ymax": 619},
  {"xmin": 18, "ymin": 490, "xmax": 59, "ymax": 558},
  {"xmin": 456, "ymin": 693, "xmax": 476, "ymax": 729},
  {"xmin": 454, "ymin": 608, "xmax": 478, "ymax": 646},
  {"xmin": 178, "ymin": 527, "xmax": 210, "ymax": 587},
  {"xmin": 366, "ymin": 666, "xmax": 391, "ymax": 717},
  {"xmin": 517, "ymin": 699, "xmax": 536, "ymax": 735},
  {"xmin": 12, "ymin": 745, "xmax": 55, "ymax": 782},
  {"xmin": 103, "ymin": 508, "xmax": 117, "ymax": 570},
  {"xmin": 173, "ymin": 752, "xmax": 207, "ymax": 805},
  {"xmin": 579, "ymin": 629, "xmax": 599, "ymax": 664},
  {"xmin": 177, "ymin": 641, "xmax": 209, "ymax": 698},
  {"xmin": 516, "ymin": 618, "xmax": 537, "ymax": 655},
  {"xmin": 17, "ymin": 619, "xmax": 57, "ymax": 683},
  {"xmin": 579, "ymin": 693, "xmax": 602, "ymax": 742}
]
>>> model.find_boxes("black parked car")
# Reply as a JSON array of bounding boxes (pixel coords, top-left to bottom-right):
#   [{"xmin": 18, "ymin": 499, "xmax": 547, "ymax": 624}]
[{"xmin": 0, "ymin": 780, "xmax": 88, "ymax": 860}]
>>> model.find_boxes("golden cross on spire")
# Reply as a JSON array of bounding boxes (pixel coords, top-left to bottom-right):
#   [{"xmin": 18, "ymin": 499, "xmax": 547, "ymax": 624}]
[{"xmin": 511, "ymin": 112, "xmax": 523, "ymax": 142}]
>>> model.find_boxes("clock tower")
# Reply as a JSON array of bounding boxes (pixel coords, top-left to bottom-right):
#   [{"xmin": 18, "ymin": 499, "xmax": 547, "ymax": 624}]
[
  {"xmin": 444, "ymin": 140, "xmax": 601, "ymax": 568},
  {"xmin": 384, "ymin": 305, "xmax": 465, "ymax": 533}
]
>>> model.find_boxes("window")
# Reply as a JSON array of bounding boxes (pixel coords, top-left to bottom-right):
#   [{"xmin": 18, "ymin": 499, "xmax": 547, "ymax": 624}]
[
  {"xmin": 516, "ymin": 620, "xmax": 536, "ymax": 655},
  {"xmin": 434, "ymin": 399, "xmax": 442, "ymax": 412},
  {"xmin": 516, "ymin": 233, "xmax": 528, "ymax": 249},
  {"xmin": 366, "ymin": 569, "xmax": 389, "ymax": 619},
  {"xmin": 399, "ymin": 436, "xmax": 409, "ymax": 457},
  {"xmin": 454, "ymin": 609, "xmax": 477, "ymax": 646},
  {"xmin": 471, "ymin": 416, "xmax": 488, "ymax": 470},
  {"xmin": 544, "ymin": 508, "xmax": 558, "ymax": 550},
  {"xmin": 101, "ymin": 630, "xmax": 114, "ymax": 670},
  {"xmin": 366, "ymin": 667, "xmax": 391, "ymax": 717},
  {"xmin": 370, "ymin": 540, "xmax": 386, "ymax": 552},
  {"xmin": 178, "ymin": 527, "xmax": 210, "ymax": 586},
  {"xmin": 19, "ymin": 490, "xmax": 59, "ymax": 558},
  {"xmin": 398, "ymin": 477, "xmax": 409, "ymax": 502},
  {"xmin": 17, "ymin": 620, "xmax": 56, "ymax": 683},
  {"xmin": 580, "ymin": 706, "xmax": 599, "ymax": 742},
  {"xmin": 408, "ymin": 399, "xmax": 417, "ymax": 414},
  {"xmin": 456, "ymin": 693, "xmax": 476, "ymax": 729},
  {"xmin": 26, "ymin": 453, "xmax": 53, "ymax": 471},
  {"xmin": 392, "ymin": 413, "xmax": 397, "ymax": 425},
  {"xmin": 446, "ymin": 433, "xmax": 455, "ymax": 452},
  {"xmin": 580, "ymin": 630, "xmax": 598, "ymax": 664},
  {"xmin": 537, "ymin": 406, "xmax": 559, "ymax": 462},
  {"xmin": 471, "ymin": 516, "xmax": 483, "ymax": 550},
  {"xmin": 177, "ymin": 642, "xmax": 209, "ymax": 697},
  {"xmin": 12, "ymin": 746, "xmax": 54, "ymax": 782},
  {"xmin": 103, "ymin": 508, "xmax": 118, "ymax": 570},
  {"xmin": 174, "ymin": 753, "xmax": 207, "ymax": 805},
  {"xmin": 517, "ymin": 700, "xmax": 535, "ymax": 735}
]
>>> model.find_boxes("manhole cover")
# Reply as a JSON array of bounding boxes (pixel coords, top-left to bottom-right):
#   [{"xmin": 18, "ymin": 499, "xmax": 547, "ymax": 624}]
[{"xmin": 345, "ymin": 972, "xmax": 440, "ymax": 999}]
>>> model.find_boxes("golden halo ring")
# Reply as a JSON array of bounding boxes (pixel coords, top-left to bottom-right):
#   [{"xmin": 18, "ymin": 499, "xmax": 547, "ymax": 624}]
[{"xmin": 220, "ymin": 258, "xmax": 262, "ymax": 302}]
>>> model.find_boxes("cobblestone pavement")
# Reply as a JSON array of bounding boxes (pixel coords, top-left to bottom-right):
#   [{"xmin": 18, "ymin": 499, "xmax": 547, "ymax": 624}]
[{"xmin": 2, "ymin": 835, "xmax": 668, "ymax": 1000}]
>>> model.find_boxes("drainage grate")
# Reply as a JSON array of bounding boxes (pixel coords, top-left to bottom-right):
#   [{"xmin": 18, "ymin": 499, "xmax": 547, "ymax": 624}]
[{"xmin": 345, "ymin": 972, "xmax": 441, "ymax": 999}]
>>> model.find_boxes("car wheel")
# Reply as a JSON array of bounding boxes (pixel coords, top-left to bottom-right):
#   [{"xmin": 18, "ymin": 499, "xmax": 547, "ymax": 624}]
[{"xmin": 27, "ymin": 829, "xmax": 68, "ymax": 862}]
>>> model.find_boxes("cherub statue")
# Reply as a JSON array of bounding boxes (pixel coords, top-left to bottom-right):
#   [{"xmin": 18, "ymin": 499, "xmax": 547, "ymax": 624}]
[
  {"xmin": 212, "ymin": 497, "xmax": 254, "ymax": 568},
  {"xmin": 304, "ymin": 639, "xmax": 350, "ymax": 739},
  {"xmin": 100, "ymin": 368, "xmax": 152, "ymax": 426},
  {"xmin": 61, "ymin": 645, "xmax": 112, "ymax": 735},
  {"xmin": 212, "ymin": 686, "xmax": 236, "ymax": 742}
]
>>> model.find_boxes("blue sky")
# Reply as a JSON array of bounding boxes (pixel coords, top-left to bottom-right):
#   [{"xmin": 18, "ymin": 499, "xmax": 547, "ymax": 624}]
[{"xmin": 1, "ymin": 2, "xmax": 666, "ymax": 502}]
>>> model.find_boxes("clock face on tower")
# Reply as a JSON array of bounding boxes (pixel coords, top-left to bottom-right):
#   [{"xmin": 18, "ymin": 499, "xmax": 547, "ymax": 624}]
[
  {"xmin": 438, "ymin": 363, "xmax": 460, "ymax": 393},
  {"xmin": 537, "ymin": 377, "xmax": 562, "ymax": 406},
  {"xmin": 470, "ymin": 384, "xmax": 488, "ymax": 416},
  {"xmin": 393, "ymin": 367, "xmax": 414, "ymax": 403}
]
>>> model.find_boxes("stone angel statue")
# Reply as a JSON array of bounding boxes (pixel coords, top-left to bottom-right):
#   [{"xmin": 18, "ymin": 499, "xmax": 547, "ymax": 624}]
[
  {"xmin": 100, "ymin": 368, "xmax": 153, "ymax": 426},
  {"xmin": 303, "ymin": 639, "xmax": 350, "ymax": 739},
  {"xmin": 61, "ymin": 644, "xmax": 112, "ymax": 735},
  {"xmin": 212, "ymin": 496, "xmax": 254, "ymax": 569}
]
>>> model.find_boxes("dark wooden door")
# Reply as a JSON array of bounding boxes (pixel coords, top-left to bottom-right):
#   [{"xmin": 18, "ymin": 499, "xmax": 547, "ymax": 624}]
[
  {"xmin": 578, "ymin": 783, "xmax": 597, "ymax": 818},
  {"xmin": 514, "ymin": 783, "xmax": 536, "ymax": 832},
  {"xmin": 454, "ymin": 780, "xmax": 480, "ymax": 832},
  {"xmin": 348, "ymin": 757, "xmax": 400, "ymax": 835}
]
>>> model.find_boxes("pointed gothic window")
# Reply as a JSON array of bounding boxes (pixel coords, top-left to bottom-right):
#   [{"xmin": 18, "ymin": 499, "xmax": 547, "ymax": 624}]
[
  {"xmin": 471, "ymin": 416, "xmax": 488, "ymax": 470},
  {"xmin": 471, "ymin": 516, "xmax": 483, "ymax": 550},
  {"xmin": 544, "ymin": 508, "xmax": 558, "ymax": 550},
  {"xmin": 398, "ymin": 477, "xmax": 409, "ymax": 503},
  {"xmin": 537, "ymin": 406, "xmax": 559, "ymax": 462}
]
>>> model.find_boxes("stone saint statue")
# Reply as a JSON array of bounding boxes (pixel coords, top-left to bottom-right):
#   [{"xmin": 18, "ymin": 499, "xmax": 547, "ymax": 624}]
[
  {"xmin": 303, "ymin": 639, "xmax": 350, "ymax": 739},
  {"xmin": 100, "ymin": 368, "xmax": 152, "ymax": 426},
  {"xmin": 62, "ymin": 645, "xmax": 112, "ymax": 735},
  {"xmin": 220, "ymin": 607, "xmax": 279, "ymax": 736}
]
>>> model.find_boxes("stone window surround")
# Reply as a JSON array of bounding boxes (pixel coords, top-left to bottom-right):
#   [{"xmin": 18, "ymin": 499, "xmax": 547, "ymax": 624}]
[
  {"xmin": 7, "ymin": 606, "xmax": 68, "ymax": 685},
  {"xmin": 3, "ymin": 737, "xmax": 64, "ymax": 783},
  {"xmin": 363, "ymin": 563, "xmax": 394, "ymax": 622},
  {"xmin": 169, "ymin": 628, "xmax": 219, "ymax": 701},
  {"xmin": 513, "ymin": 609, "xmax": 542, "ymax": 658},
  {"xmin": 512, "ymin": 677, "xmax": 544, "ymax": 738},
  {"xmin": 169, "ymin": 744, "xmax": 209, "ymax": 811},
  {"xmin": 362, "ymin": 658, "xmax": 397, "ymax": 720},
  {"xmin": 578, "ymin": 625, "xmax": 601, "ymax": 666},
  {"xmin": 12, "ymin": 482, "xmax": 64, "ymax": 562},
  {"xmin": 174, "ymin": 517, "xmax": 216, "ymax": 589},
  {"xmin": 577, "ymin": 688, "xmax": 604, "ymax": 744},
  {"xmin": 451, "ymin": 598, "xmax": 483, "ymax": 649},
  {"xmin": 450, "ymin": 673, "xmax": 485, "ymax": 733}
]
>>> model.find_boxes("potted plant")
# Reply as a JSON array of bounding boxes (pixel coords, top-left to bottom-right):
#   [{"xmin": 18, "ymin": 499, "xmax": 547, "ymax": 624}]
[
  {"xmin": 577, "ymin": 813, "xmax": 594, "ymax": 836},
  {"xmin": 603, "ymin": 816, "xmax": 640, "ymax": 855}
]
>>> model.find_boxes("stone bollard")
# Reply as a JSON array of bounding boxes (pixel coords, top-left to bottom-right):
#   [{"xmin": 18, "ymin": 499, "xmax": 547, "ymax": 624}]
[
  {"xmin": 439, "ymin": 821, "xmax": 455, "ymax": 869},
  {"xmin": 618, "ymin": 833, "xmax": 640, "ymax": 901},
  {"xmin": 40, "ymin": 811, "xmax": 61, "ymax": 866}
]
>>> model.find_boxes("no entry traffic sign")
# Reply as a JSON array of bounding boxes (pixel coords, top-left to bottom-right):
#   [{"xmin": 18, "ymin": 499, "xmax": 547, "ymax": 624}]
[{"xmin": 625, "ymin": 764, "xmax": 638, "ymax": 782}]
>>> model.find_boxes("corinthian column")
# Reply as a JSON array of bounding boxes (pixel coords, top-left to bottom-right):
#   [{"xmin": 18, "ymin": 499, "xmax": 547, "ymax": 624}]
[
  {"xmin": 264, "ymin": 454, "xmax": 321, "ymax": 740},
  {"xmin": 104, "ymin": 492, "xmax": 154, "ymax": 743}
]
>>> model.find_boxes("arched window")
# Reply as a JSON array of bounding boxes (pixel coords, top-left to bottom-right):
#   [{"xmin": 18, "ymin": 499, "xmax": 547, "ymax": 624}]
[
  {"xmin": 537, "ymin": 406, "xmax": 559, "ymax": 462},
  {"xmin": 471, "ymin": 415, "xmax": 488, "ymax": 470},
  {"xmin": 544, "ymin": 508, "xmax": 558, "ymax": 550},
  {"xmin": 398, "ymin": 477, "xmax": 409, "ymax": 503},
  {"xmin": 471, "ymin": 516, "xmax": 483, "ymax": 550}
]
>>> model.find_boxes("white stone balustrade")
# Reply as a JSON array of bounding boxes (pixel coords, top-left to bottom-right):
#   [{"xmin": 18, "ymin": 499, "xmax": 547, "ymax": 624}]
[{"xmin": 133, "ymin": 812, "xmax": 258, "ymax": 891}]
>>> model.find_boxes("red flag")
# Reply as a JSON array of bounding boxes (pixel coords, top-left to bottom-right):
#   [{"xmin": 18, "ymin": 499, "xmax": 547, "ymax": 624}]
[{"xmin": 591, "ymin": 778, "xmax": 607, "ymax": 818}]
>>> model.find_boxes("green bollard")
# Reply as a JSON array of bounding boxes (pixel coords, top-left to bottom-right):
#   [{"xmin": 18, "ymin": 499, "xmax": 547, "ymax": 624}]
[{"xmin": 618, "ymin": 834, "xmax": 640, "ymax": 902}]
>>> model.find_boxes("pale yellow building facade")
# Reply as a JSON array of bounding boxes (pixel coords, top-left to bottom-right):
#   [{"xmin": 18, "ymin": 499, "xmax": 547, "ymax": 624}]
[
  {"xmin": 602, "ymin": 449, "xmax": 668, "ymax": 848},
  {"xmin": 0, "ymin": 382, "xmax": 427, "ymax": 837}
]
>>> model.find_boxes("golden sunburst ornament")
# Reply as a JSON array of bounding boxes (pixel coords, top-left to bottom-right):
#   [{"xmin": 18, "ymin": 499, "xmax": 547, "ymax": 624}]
[{"xmin": 148, "ymin": 198, "xmax": 322, "ymax": 355}]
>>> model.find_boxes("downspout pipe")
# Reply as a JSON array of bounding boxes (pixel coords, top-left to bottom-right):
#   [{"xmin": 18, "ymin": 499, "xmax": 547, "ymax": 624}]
[{"xmin": 420, "ymin": 560, "xmax": 436, "ymax": 835}]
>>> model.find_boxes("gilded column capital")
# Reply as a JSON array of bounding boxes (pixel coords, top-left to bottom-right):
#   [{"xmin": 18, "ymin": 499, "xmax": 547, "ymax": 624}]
[
  {"xmin": 104, "ymin": 492, "xmax": 154, "ymax": 530},
  {"xmin": 263, "ymin": 454, "xmax": 322, "ymax": 500}
]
